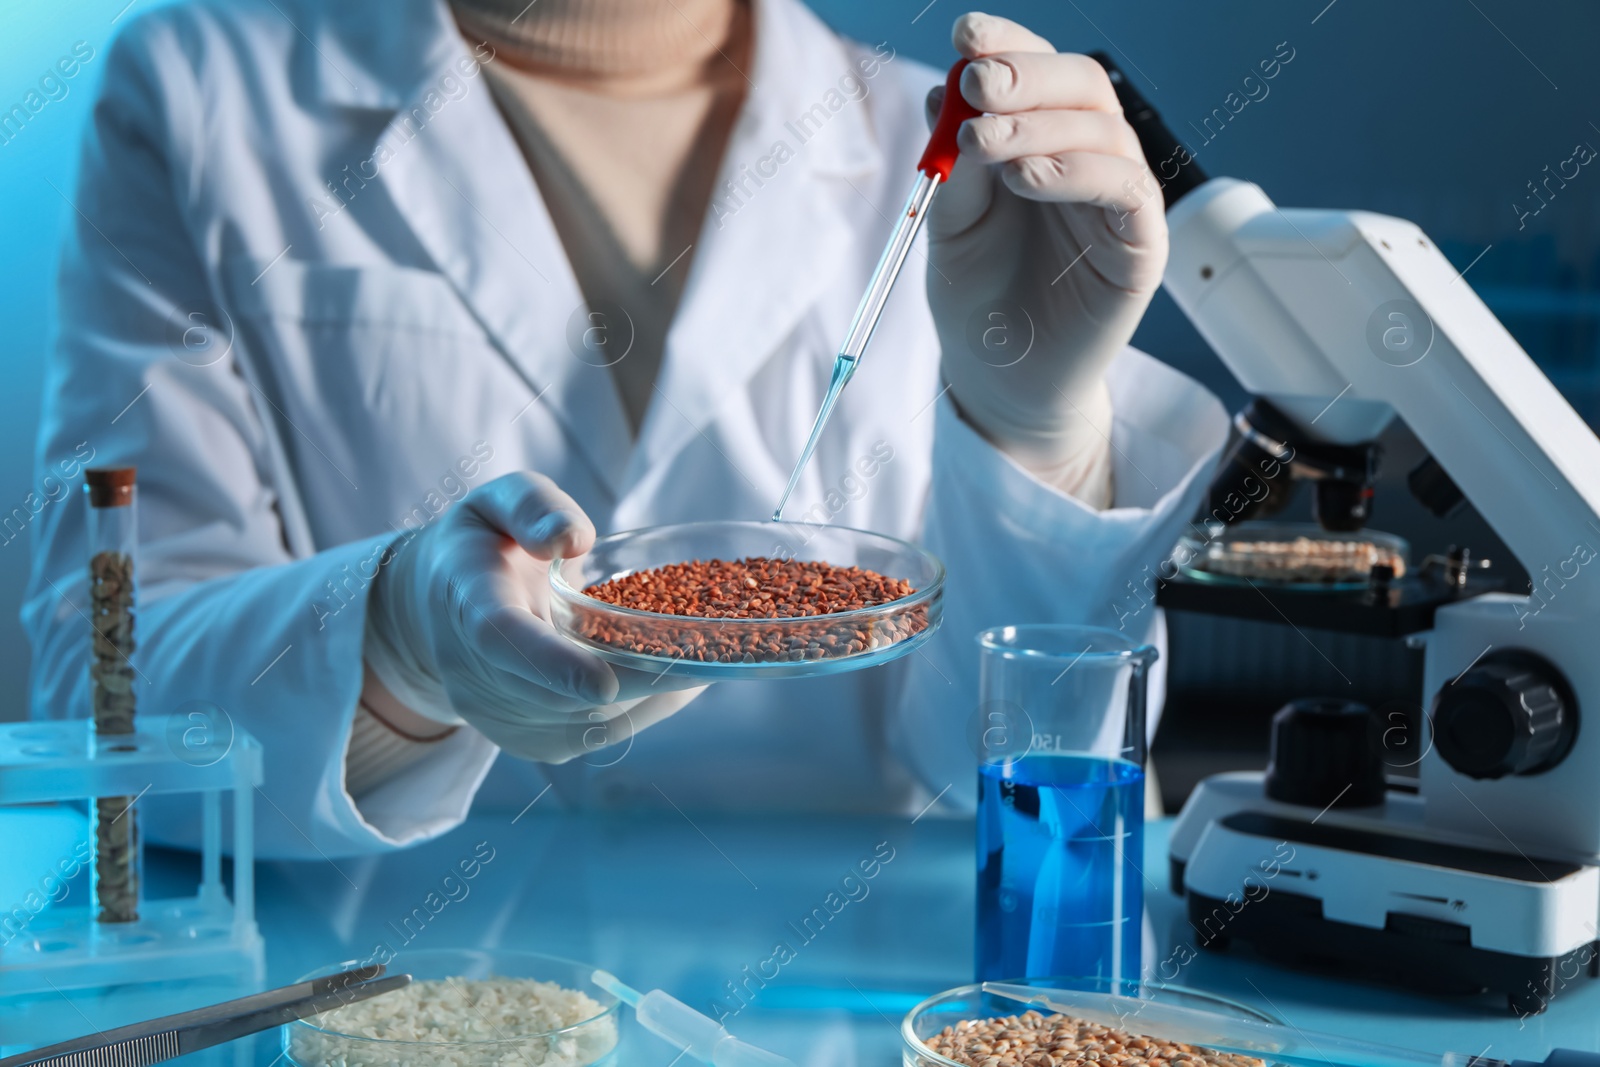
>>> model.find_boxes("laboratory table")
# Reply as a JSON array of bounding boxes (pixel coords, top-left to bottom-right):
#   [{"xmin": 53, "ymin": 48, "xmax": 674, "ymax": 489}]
[{"xmin": 4, "ymin": 810, "xmax": 1598, "ymax": 1065}]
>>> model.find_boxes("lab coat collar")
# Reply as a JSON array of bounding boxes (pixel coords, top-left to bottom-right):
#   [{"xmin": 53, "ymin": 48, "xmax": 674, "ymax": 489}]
[
  {"xmin": 311, "ymin": 0, "xmax": 885, "ymax": 504},
  {"xmin": 733, "ymin": 0, "xmax": 885, "ymax": 179},
  {"xmin": 375, "ymin": 73, "xmax": 634, "ymax": 499},
  {"xmin": 626, "ymin": 0, "xmax": 883, "ymax": 492},
  {"xmin": 301, "ymin": 0, "xmax": 461, "ymax": 111}
]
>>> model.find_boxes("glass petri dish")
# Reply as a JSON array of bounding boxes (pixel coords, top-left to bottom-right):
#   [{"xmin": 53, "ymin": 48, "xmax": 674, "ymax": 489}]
[
  {"xmin": 283, "ymin": 949, "xmax": 619, "ymax": 1067},
  {"xmin": 549, "ymin": 520, "xmax": 945, "ymax": 680},
  {"xmin": 902, "ymin": 976, "xmax": 1279, "ymax": 1067},
  {"xmin": 1176, "ymin": 522, "xmax": 1409, "ymax": 592}
]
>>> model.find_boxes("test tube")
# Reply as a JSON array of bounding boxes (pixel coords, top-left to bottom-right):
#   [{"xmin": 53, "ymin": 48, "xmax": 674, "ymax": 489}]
[{"xmin": 86, "ymin": 466, "xmax": 141, "ymax": 924}]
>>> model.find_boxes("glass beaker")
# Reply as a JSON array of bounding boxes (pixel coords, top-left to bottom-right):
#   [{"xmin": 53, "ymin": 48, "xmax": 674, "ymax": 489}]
[{"xmin": 974, "ymin": 624, "xmax": 1157, "ymax": 986}]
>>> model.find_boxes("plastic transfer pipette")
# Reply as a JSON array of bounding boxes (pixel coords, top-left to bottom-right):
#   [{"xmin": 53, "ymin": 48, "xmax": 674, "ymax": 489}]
[
  {"xmin": 981, "ymin": 982, "xmax": 1600, "ymax": 1067},
  {"xmin": 771, "ymin": 59, "xmax": 982, "ymax": 522},
  {"xmin": 592, "ymin": 969, "xmax": 795, "ymax": 1067}
]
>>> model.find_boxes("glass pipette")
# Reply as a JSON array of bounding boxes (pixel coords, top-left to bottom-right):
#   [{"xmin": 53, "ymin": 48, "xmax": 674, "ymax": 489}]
[
  {"xmin": 771, "ymin": 59, "xmax": 981, "ymax": 521},
  {"xmin": 592, "ymin": 969, "xmax": 794, "ymax": 1067},
  {"xmin": 981, "ymin": 981, "xmax": 1600, "ymax": 1067}
]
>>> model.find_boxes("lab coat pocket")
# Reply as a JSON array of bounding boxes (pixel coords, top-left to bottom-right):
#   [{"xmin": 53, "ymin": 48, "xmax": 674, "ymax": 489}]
[{"xmin": 220, "ymin": 258, "xmax": 516, "ymax": 528}]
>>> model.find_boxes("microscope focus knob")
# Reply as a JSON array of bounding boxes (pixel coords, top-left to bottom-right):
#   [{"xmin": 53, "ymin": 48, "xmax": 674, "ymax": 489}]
[
  {"xmin": 1265, "ymin": 698, "xmax": 1386, "ymax": 808},
  {"xmin": 1431, "ymin": 651, "xmax": 1578, "ymax": 779}
]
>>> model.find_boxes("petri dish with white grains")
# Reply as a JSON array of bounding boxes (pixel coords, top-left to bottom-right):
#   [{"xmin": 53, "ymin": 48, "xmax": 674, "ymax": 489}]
[{"xmin": 283, "ymin": 949, "xmax": 620, "ymax": 1067}]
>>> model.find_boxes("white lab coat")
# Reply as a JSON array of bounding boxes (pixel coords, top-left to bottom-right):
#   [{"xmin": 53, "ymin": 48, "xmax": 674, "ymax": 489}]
[{"xmin": 25, "ymin": 0, "xmax": 1228, "ymax": 857}]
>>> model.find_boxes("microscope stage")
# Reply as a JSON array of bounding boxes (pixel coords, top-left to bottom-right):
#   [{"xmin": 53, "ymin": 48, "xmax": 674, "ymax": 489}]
[{"xmin": 1155, "ymin": 569, "xmax": 1502, "ymax": 637}]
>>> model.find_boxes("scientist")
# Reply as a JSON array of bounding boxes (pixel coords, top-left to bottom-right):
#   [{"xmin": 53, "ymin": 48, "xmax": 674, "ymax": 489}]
[{"xmin": 26, "ymin": 0, "xmax": 1226, "ymax": 854}]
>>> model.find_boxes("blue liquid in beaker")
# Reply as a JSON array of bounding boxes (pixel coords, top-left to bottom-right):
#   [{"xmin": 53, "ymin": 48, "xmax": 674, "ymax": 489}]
[{"xmin": 976, "ymin": 753, "xmax": 1143, "ymax": 983}]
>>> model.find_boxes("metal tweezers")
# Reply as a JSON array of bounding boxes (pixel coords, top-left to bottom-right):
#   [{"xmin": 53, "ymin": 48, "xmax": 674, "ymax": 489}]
[{"xmin": 0, "ymin": 963, "xmax": 410, "ymax": 1067}]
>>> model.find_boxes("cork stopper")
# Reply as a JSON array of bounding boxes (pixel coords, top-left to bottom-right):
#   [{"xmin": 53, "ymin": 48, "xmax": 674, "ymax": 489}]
[{"xmin": 85, "ymin": 467, "xmax": 136, "ymax": 508}]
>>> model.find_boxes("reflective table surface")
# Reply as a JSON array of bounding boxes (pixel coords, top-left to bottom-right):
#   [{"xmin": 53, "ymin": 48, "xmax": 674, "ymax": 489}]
[{"xmin": 4, "ymin": 808, "xmax": 1598, "ymax": 1064}]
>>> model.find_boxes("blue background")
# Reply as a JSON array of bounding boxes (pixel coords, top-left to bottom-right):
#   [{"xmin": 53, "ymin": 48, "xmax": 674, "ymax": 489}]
[{"xmin": 3, "ymin": 0, "xmax": 1598, "ymax": 713}]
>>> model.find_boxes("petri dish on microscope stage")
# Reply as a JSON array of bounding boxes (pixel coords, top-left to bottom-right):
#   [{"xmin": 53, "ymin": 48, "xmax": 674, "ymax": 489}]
[
  {"xmin": 1176, "ymin": 522, "xmax": 1409, "ymax": 592},
  {"xmin": 548, "ymin": 520, "xmax": 944, "ymax": 680}
]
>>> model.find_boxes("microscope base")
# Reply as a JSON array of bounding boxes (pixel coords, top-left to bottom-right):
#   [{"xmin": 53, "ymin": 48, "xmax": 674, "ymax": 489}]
[
  {"xmin": 1170, "ymin": 775, "xmax": 1600, "ymax": 1016},
  {"xmin": 1186, "ymin": 886, "xmax": 1599, "ymax": 1016}
]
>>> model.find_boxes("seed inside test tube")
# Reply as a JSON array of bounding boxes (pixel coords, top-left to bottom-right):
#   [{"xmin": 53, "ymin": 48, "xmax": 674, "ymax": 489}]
[{"xmin": 89, "ymin": 548, "xmax": 140, "ymax": 923}]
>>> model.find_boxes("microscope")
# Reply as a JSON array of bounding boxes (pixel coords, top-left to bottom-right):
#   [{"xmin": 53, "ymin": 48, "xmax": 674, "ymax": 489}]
[{"xmin": 1097, "ymin": 57, "xmax": 1600, "ymax": 1013}]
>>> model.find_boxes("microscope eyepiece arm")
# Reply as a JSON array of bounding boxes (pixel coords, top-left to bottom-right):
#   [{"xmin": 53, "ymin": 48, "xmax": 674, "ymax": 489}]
[{"xmin": 1092, "ymin": 55, "xmax": 1600, "ymax": 595}]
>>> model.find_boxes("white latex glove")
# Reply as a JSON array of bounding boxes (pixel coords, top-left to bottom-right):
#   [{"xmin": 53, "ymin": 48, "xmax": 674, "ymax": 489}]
[
  {"xmin": 364, "ymin": 472, "xmax": 705, "ymax": 763},
  {"xmin": 926, "ymin": 12, "xmax": 1168, "ymax": 491}
]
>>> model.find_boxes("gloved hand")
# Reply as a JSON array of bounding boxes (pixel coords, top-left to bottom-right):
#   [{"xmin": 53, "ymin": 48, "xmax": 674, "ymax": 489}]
[
  {"xmin": 364, "ymin": 472, "xmax": 705, "ymax": 763},
  {"xmin": 926, "ymin": 12, "xmax": 1168, "ymax": 502}
]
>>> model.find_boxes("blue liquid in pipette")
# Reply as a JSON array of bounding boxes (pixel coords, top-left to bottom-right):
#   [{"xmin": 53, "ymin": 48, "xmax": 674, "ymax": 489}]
[
  {"xmin": 976, "ymin": 753, "xmax": 1143, "ymax": 984},
  {"xmin": 773, "ymin": 354, "xmax": 856, "ymax": 522}
]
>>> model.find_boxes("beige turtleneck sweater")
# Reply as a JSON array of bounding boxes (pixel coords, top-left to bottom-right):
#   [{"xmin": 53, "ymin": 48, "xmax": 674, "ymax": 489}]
[{"xmin": 455, "ymin": 0, "xmax": 752, "ymax": 431}]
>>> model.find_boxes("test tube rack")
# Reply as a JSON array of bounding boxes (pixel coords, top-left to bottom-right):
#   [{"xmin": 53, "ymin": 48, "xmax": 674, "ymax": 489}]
[{"xmin": 0, "ymin": 714, "xmax": 264, "ymax": 997}]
